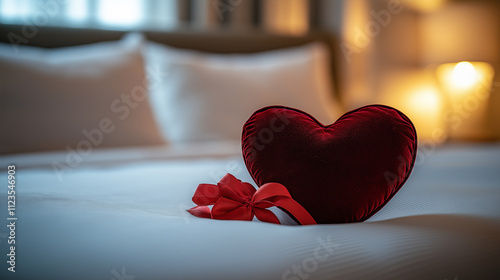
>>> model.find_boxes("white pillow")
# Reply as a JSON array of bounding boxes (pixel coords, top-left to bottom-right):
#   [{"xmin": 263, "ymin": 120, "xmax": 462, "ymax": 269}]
[
  {"xmin": 144, "ymin": 42, "xmax": 341, "ymax": 143},
  {"xmin": 0, "ymin": 34, "xmax": 164, "ymax": 154}
]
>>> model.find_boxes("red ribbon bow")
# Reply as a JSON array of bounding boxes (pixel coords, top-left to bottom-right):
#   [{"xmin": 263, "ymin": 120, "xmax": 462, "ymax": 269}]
[{"xmin": 187, "ymin": 173, "xmax": 316, "ymax": 225}]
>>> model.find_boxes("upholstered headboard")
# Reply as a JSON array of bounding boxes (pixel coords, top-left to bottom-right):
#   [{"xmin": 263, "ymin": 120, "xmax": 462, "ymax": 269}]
[{"xmin": 0, "ymin": 24, "xmax": 342, "ymax": 98}]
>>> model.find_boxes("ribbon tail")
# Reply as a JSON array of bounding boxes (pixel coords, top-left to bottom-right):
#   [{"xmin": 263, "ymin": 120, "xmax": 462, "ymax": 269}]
[
  {"xmin": 272, "ymin": 197, "xmax": 317, "ymax": 225},
  {"xmin": 254, "ymin": 183, "xmax": 316, "ymax": 225},
  {"xmin": 187, "ymin": 206, "xmax": 212, "ymax": 219}
]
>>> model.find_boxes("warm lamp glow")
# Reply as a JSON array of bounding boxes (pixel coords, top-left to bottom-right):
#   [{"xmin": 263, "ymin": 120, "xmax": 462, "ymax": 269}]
[
  {"xmin": 437, "ymin": 61, "xmax": 494, "ymax": 97},
  {"xmin": 436, "ymin": 61, "xmax": 495, "ymax": 140},
  {"xmin": 408, "ymin": 88, "xmax": 441, "ymax": 110},
  {"xmin": 379, "ymin": 69, "xmax": 447, "ymax": 143},
  {"xmin": 405, "ymin": 86, "xmax": 445, "ymax": 142},
  {"xmin": 450, "ymin": 61, "xmax": 478, "ymax": 90}
]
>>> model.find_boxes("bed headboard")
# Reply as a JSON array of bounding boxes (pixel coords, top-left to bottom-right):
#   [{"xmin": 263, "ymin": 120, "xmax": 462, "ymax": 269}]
[{"xmin": 0, "ymin": 24, "xmax": 342, "ymax": 99}]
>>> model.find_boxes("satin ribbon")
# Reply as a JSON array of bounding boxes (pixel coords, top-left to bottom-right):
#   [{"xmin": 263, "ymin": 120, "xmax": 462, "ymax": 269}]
[{"xmin": 187, "ymin": 173, "xmax": 316, "ymax": 225}]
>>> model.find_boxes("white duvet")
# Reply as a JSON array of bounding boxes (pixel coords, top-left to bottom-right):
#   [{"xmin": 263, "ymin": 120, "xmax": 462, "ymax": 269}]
[{"xmin": 1, "ymin": 142, "xmax": 499, "ymax": 280}]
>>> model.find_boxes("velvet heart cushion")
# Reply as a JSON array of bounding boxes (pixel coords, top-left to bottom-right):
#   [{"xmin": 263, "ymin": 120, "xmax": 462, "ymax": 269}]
[{"xmin": 242, "ymin": 105, "xmax": 417, "ymax": 224}]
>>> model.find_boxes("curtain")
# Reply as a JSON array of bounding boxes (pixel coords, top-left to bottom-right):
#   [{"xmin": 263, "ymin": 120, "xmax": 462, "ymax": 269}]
[{"xmin": 0, "ymin": 0, "xmax": 331, "ymax": 35}]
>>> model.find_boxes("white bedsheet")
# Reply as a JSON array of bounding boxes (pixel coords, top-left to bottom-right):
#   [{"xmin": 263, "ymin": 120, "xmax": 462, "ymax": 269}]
[{"xmin": 1, "ymin": 143, "xmax": 499, "ymax": 280}]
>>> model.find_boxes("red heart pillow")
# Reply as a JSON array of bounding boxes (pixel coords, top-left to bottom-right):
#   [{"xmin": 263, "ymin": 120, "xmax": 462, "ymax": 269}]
[{"xmin": 242, "ymin": 105, "xmax": 417, "ymax": 224}]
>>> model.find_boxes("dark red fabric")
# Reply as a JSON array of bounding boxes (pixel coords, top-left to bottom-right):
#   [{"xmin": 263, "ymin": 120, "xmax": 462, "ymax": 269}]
[{"xmin": 242, "ymin": 105, "xmax": 418, "ymax": 224}]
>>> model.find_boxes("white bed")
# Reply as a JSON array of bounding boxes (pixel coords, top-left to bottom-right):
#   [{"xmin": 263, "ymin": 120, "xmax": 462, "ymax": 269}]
[{"xmin": 1, "ymin": 142, "xmax": 499, "ymax": 280}]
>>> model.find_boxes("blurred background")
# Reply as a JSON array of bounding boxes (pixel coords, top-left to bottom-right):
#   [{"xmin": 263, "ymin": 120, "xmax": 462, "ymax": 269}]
[{"xmin": 1, "ymin": 0, "xmax": 499, "ymax": 144}]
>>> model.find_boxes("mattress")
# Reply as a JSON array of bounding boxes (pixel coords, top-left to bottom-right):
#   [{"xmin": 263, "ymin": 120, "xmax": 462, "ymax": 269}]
[{"xmin": 1, "ymin": 142, "xmax": 499, "ymax": 280}]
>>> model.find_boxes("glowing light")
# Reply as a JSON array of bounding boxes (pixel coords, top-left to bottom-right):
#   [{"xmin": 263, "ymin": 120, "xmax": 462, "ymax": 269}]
[
  {"xmin": 409, "ymin": 88, "xmax": 440, "ymax": 110},
  {"xmin": 450, "ymin": 61, "xmax": 478, "ymax": 89},
  {"xmin": 404, "ymin": 86, "xmax": 445, "ymax": 142},
  {"xmin": 67, "ymin": 0, "xmax": 88, "ymax": 22},
  {"xmin": 436, "ymin": 61, "xmax": 495, "ymax": 140},
  {"xmin": 0, "ymin": 0, "xmax": 32, "ymax": 19},
  {"xmin": 437, "ymin": 61, "xmax": 495, "ymax": 97},
  {"xmin": 97, "ymin": 0, "xmax": 143, "ymax": 26}
]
